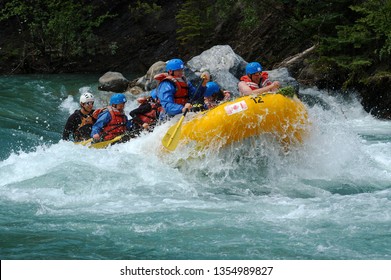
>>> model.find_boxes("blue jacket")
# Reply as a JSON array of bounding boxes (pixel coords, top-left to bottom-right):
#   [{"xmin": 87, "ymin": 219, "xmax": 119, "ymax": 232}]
[
  {"xmin": 157, "ymin": 80, "xmax": 206, "ymax": 116},
  {"xmin": 91, "ymin": 110, "xmax": 132, "ymax": 137}
]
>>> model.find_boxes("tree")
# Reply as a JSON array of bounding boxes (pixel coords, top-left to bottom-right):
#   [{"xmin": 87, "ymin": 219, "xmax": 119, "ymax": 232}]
[
  {"xmin": 0, "ymin": 0, "xmax": 112, "ymax": 69},
  {"xmin": 176, "ymin": 0, "xmax": 213, "ymax": 49}
]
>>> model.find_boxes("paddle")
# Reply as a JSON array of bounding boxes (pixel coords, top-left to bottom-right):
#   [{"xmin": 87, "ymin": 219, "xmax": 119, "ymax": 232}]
[
  {"xmin": 161, "ymin": 110, "xmax": 188, "ymax": 151},
  {"xmin": 162, "ymin": 76, "xmax": 205, "ymax": 151},
  {"xmin": 75, "ymin": 138, "xmax": 93, "ymax": 146},
  {"xmin": 90, "ymin": 134, "xmax": 124, "ymax": 149}
]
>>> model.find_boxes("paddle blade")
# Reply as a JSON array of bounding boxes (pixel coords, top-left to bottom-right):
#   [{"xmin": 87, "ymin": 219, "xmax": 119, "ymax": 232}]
[
  {"xmin": 162, "ymin": 116, "xmax": 185, "ymax": 151},
  {"xmin": 75, "ymin": 138, "xmax": 93, "ymax": 147},
  {"xmin": 90, "ymin": 135, "xmax": 124, "ymax": 149}
]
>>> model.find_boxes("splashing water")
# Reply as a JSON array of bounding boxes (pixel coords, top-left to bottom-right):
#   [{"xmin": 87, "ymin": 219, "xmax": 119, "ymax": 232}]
[{"xmin": 0, "ymin": 76, "xmax": 390, "ymax": 260}]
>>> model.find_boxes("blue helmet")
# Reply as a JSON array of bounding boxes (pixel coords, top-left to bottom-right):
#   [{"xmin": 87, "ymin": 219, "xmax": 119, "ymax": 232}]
[
  {"xmin": 245, "ymin": 62, "xmax": 262, "ymax": 75},
  {"xmin": 204, "ymin": 81, "xmax": 220, "ymax": 97},
  {"xmin": 110, "ymin": 93, "xmax": 127, "ymax": 105},
  {"xmin": 166, "ymin": 58, "xmax": 184, "ymax": 71}
]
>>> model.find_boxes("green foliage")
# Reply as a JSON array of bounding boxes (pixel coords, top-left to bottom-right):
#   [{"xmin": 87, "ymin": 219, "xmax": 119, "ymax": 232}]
[
  {"xmin": 278, "ymin": 86, "xmax": 296, "ymax": 98},
  {"xmin": 0, "ymin": 0, "xmax": 113, "ymax": 61},
  {"xmin": 176, "ymin": 0, "xmax": 213, "ymax": 47},
  {"xmin": 350, "ymin": 0, "xmax": 391, "ymax": 60},
  {"xmin": 264, "ymin": 0, "xmax": 391, "ymax": 87},
  {"xmin": 232, "ymin": 0, "xmax": 282, "ymax": 30},
  {"xmin": 214, "ymin": 0, "xmax": 238, "ymax": 20},
  {"xmin": 240, "ymin": 2, "xmax": 259, "ymax": 29},
  {"xmin": 109, "ymin": 42, "xmax": 119, "ymax": 55},
  {"xmin": 1, "ymin": 0, "xmax": 389, "ymax": 88},
  {"xmin": 175, "ymin": 0, "xmax": 273, "ymax": 47},
  {"xmin": 129, "ymin": 0, "xmax": 161, "ymax": 22}
]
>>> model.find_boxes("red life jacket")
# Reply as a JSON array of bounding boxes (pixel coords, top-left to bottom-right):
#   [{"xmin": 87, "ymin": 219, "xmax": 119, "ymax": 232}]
[
  {"xmin": 92, "ymin": 107, "xmax": 106, "ymax": 120},
  {"xmin": 134, "ymin": 97, "xmax": 162, "ymax": 125},
  {"xmin": 240, "ymin": 72, "xmax": 272, "ymax": 90},
  {"xmin": 101, "ymin": 106, "xmax": 127, "ymax": 141},
  {"xmin": 154, "ymin": 73, "xmax": 189, "ymax": 105}
]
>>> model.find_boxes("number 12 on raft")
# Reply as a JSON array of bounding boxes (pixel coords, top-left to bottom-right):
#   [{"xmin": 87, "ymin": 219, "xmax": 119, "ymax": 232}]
[{"xmin": 250, "ymin": 96, "xmax": 264, "ymax": 104}]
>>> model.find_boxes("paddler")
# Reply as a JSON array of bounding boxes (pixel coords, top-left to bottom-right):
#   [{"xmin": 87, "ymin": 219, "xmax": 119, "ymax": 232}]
[
  {"xmin": 63, "ymin": 92, "xmax": 96, "ymax": 142},
  {"xmin": 238, "ymin": 62, "xmax": 280, "ymax": 96}
]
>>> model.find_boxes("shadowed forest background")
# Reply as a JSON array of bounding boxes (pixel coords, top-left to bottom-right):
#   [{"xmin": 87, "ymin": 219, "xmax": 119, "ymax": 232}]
[{"xmin": 1, "ymin": 0, "xmax": 390, "ymax": 118}]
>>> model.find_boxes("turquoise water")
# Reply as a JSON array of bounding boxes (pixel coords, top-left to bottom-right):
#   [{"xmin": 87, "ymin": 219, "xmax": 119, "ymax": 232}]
[{"xmin": 0, "ymin": 75, "xmax": 390, "ymax": 260}]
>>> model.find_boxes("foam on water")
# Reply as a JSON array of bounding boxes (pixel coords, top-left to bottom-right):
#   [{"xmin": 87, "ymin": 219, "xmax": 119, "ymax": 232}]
[{"xmin": 1, "ymin": 77, "xmax": 391, "ymax": 259}]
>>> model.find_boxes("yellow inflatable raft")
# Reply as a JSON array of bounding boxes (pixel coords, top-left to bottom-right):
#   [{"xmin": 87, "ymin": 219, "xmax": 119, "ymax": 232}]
[{"xmin": 175, "ymin": 92, "xmax": 309, "ymax": 149}]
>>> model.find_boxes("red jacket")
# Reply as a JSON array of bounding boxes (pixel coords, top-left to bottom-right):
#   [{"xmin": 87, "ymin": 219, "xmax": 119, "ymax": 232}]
[{"xmin": 240, "ymin": 72, "xmax": 272, "ymax": 90}]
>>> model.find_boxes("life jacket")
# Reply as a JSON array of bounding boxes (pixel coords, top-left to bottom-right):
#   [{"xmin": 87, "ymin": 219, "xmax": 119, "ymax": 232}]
[
  {"xmin": 94, "ymin": 106, "xmax": 127, "ymax": 141},
  {"xmin": 240, "ymin": 72, "xmax": 272, "ymax": 90},
  {"xmin": 74, "ymin": 109, "xmax": 95, "ymax": 141},
  {"xmin": 92, "ymin": 107, "xmax": 106, "ymax": 120},
  {"xmin": 134, "ymin": 97, "xmax": 162, "ymax": 125},
  {"xmin": 154, "ymin": 73, "xmax": 189, "ymax": 105}
]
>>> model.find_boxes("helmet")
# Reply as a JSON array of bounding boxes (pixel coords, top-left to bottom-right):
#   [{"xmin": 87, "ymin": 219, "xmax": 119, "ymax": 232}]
[
  {"xmin": 110, "ymin": 93, "xmax": 127, "ymax": 105},
  {"xmin": 166, "ymin": 58, "xmax": 184, "ymax": 71},
  {"xmin": 80, "ymin": 92, "xmax": 95, "ymax": 103},
  {"xmin": 204, "ymin": 81, "xmax": 220, "ymax": 97},
  {"xmin": 245, "ymin": 62, "xmax": 262, "ymax": 75}
]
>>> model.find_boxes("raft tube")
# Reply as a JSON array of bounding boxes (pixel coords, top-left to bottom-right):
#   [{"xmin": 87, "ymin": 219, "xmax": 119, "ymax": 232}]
[{"xmin": 178, "ymin": 93, "xmax": 309, "ymax": 149}]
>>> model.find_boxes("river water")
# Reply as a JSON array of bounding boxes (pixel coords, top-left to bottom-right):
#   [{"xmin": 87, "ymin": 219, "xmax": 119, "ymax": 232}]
[{"xmin": 0, "ymin": 74, "xmax": 390, "ymax": 260}]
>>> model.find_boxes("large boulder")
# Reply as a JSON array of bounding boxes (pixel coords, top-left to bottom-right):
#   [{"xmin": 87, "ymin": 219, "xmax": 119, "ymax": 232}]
[
  {"xmin": 268, "ymin": 68, "xmax": 300, "ymax": 92},
  {"xmin": 187, "ymin": 45, "xmax": 247, "ymax": 96},
  {"xmin": 133, "ymin": 61, "xmax": 166, "ymax": 91},
  {"xmin": 98, "ymin": 71, "xmax": 130, "ymax": 92},
  {"xmin": 187, "ymin": 45, "xmax": 298, "ymax": 96},
  {"xmin": 126, "ymin": 45, "xmax": 300, "ymax": 97}
]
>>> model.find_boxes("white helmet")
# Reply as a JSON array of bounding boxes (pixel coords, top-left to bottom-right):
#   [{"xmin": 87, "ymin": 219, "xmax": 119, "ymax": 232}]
[{"xmin": 80, "ymin": 92, "xmax": 95, "ymax": 104}]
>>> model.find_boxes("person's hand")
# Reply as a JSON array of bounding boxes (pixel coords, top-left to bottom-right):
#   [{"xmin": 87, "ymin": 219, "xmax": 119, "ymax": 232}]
[
  {"xmin": 182, "ymin": 103, "xmax": 192, "ymax": 113},
  {"xmin": 142, "ymin": 123, "xmax": 149, "ymax": 130},
  {"xmin": 271, "ymin": 81, "xmax": 280, "ymax": 90},
  {"xmin": 223, "ymin": 90, "xmax": 231, "ymax": 100},
  {"xmin": 92, "ymin": 133, "xmax": 100, "ymax": 141}
]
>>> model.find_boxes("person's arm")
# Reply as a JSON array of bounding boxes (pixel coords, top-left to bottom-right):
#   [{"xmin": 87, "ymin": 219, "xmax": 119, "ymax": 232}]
[
  {"xmin": 91, "ymin": 111, "xmax": 111, "ymax": 140},
  {"xmin": 238, "ymin": 81, "xmax": 280, "ymax": 96},
  {"xmin": 157, "ymin": 81, "xmax": 185, "ymax": 116},
  {"xmin": 129, "ymin": 103, "xmax": 152, "ymax": 125},
  {"xmin": 62, "ymin": 112, "xmax": 79, "ymax": 141}
]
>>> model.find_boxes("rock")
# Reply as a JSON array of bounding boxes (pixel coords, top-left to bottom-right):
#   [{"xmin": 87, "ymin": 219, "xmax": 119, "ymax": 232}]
[
  {"xmin": 128, "ymin": 61, "xmax": 166, "ymax": 93},
  {"xmin": 127, "ymin": 45, "xmax": 301, "ymax": 98},
  {"xmin": 128, "ymin": 85, "xmax": 144, "ymax": 95},
  {"xmin": 359, "ymin": 73, "xmax": 391, "ymax": 119},
  {"xmin": 98, "ymin": 71, "xmax": 129, "ymax": 92},
  {"xmin": 187, "ymin": 45, "xmax": 298, "ymax": 96},
  {"xmin": 268, "ymin": 68, "xmax": 300, "ymax": 92},
  {"xmin": 187, "ymin": 45, "xmax": 247, "ymax": 96}
]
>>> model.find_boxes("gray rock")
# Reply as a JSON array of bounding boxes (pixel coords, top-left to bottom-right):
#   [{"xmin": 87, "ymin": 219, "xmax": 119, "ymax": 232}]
[
  {"xmin": 127, "ymin": 45, "xmax": 300, "ymax": 97},
  {"xmin": 187, "ymin": 45, "xmax": 297, "ymax": 96},
  {"xmin": 268, "ymin": 68, "xmax": 300, "ymax": 92},
  {"xmin": 187, "ymin": 45, "xmax": 247, "ymax": 96},
  {"xmin": 98, "ymin": 71, "xmax": 129, "ymax": 92},
  {"xmin": 138, "ymin": 61, "xmax": 166, "ymax": 91}
]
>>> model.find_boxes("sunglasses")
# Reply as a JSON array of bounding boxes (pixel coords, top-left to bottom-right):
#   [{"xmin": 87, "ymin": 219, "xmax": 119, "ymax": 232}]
[{"xmin": 84, "ymin": 101, "xmax": 94, "ymax": 106}]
